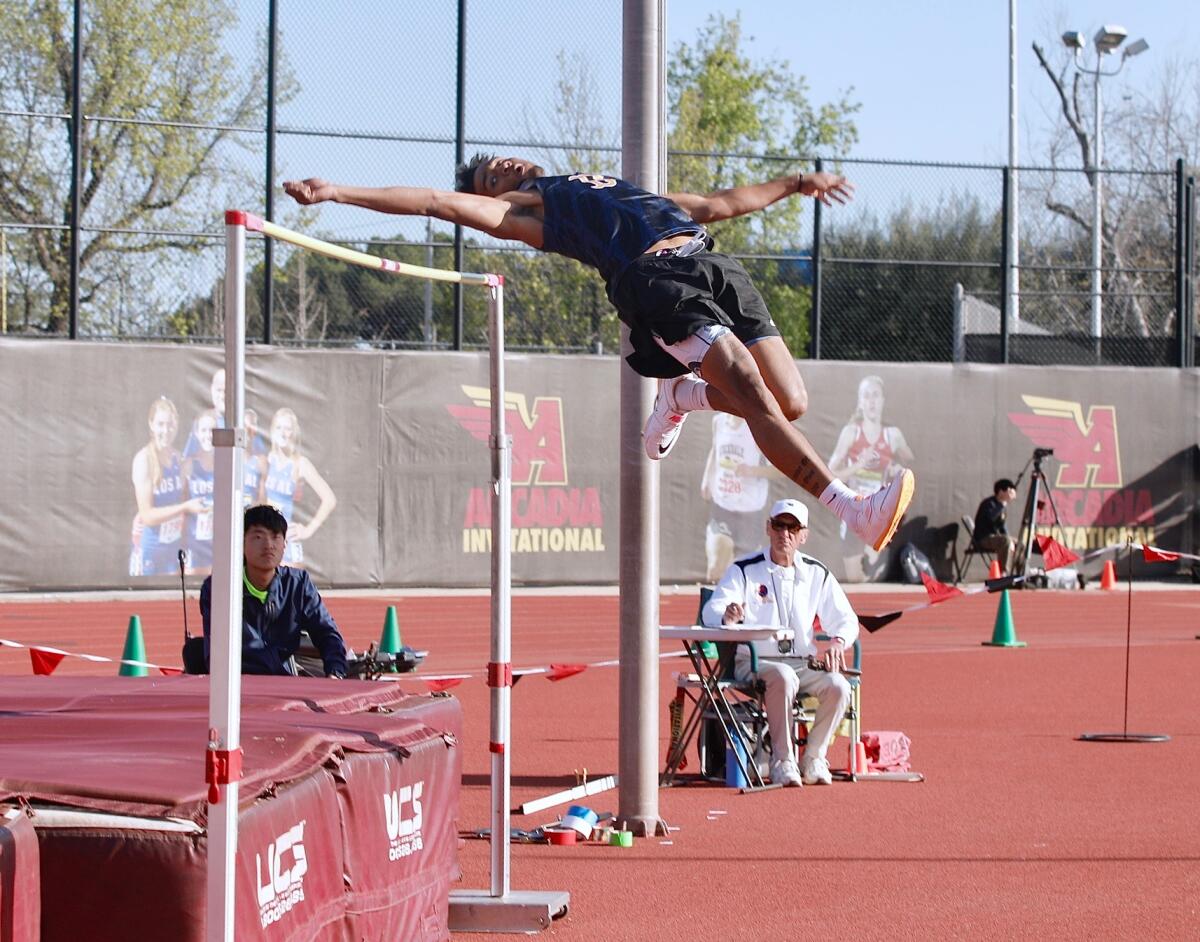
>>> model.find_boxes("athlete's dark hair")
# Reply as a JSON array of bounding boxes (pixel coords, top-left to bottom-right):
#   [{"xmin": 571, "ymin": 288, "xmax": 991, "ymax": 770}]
[
  {"xmin": 244, "ymin": 503, "xmax": 288, "ymax": 537},
  {"xmin": 454, "ymin": 152, "xmax": 494, "ymax": 193},
  {"xmin": 993, "ymin": 478, "xmax": 1016, "ymax": 494}
]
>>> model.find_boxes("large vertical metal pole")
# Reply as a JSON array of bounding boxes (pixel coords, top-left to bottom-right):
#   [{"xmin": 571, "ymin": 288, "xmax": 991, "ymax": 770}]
[
  {"xmin": 68, "ymin": 0, "xmax": 83, "ymax": 339},
  {"xmin": 810, "ymin": 157, "xmax": 823, "ymax": 360},
  {"xmin": 999, "ymin": 168, "xmax": 1011, "ymax": 364},
  {"xmin": 263, "ymin": 0, "xmax": 278, "ymax": 344},
  {"xmin": 487, "ymin": 283, "xmax": 512, "ymax": 896},
  {"xmin": 1175, "ymin": 158, "xmax": 1186, "ymax": 366},
  {"xmin": 617, "ymin": 0, "xmax": 663, "ymax": 838},
  {"xmin": 453, "ymin": 0, "xmax": 467, "ymax": 350},
  {"xmin": 1091, "ymin": 71, "xmax": 1104, "ymax": 359},
  {"xmin": 207, "ymin": 219, "xmax": 248, "ymax": 942},
  {"xmin": 1186, "ymin": 175, "xmax": 1197, "ymax": 369},
  {"xmin": 1007, "ymin": 0, "xmax": 1020, "ymax": 328}
]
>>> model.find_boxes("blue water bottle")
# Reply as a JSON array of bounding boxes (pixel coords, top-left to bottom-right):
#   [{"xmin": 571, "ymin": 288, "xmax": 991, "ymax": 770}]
[{"xmin": 724, "ymin": 736, "xmax": 749, "ymax": 788}]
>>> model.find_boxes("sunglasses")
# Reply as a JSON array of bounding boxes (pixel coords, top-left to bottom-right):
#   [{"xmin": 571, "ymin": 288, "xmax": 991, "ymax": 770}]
[{"xmin": 770, "ymin": 519, "xmax": 805, "ymax": 533}]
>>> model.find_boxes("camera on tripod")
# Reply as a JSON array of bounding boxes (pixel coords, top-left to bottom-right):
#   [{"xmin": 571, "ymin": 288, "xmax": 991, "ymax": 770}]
[{"xmin": 1033, "ymin": 447, "xmax": 1055, "ymax": 460}]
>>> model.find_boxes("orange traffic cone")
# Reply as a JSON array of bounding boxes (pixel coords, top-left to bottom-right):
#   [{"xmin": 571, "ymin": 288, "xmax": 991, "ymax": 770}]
[
  {"xmin": 854, "ymin": 740, "xmax": 870, "ymax": 776},
  {"xmin": 987, "ymin": 559, "xmax": 1002, "ymax": 580},
  {"xmin": 1100, "ymin": 559, "xmax": 1118, "ymax": 590}
]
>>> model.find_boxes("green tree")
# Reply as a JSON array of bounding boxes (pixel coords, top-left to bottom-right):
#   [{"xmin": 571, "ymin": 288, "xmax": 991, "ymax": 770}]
[
  {"xmin": 0, "ymin": 0, "xmax": 274, "ymax": 334},
  {"xmin": 667, "ymin": 14, "xmax": 858, "ymax": 355}
]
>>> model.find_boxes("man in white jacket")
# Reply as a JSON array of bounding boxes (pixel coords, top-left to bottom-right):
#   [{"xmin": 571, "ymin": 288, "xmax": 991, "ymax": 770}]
[{"xmin": 703, "ymin": 498, "xmax": 858, "ymax": 787}]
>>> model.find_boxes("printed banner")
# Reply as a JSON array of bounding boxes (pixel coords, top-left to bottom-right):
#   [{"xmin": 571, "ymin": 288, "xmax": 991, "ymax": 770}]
[{"xmin": 0, "ymin": 339, "xmax": 1195, "ymax": 589}]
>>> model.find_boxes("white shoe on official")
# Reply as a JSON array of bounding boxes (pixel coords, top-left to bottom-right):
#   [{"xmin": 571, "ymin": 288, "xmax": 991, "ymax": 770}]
[
  {"xmin": 844, "ymin": 468, "xmax": 916, "ymax": 552},
  {"xmin": 799, "ymin": 755, "xmax": 833, "ymax": 786},
  {"xmin": 643, "ymin": 376, "xmax": 689, "ymax": 460},
  {"xmin": 770, "ymin": 758, "xmax": 803, "ymax": 787}
]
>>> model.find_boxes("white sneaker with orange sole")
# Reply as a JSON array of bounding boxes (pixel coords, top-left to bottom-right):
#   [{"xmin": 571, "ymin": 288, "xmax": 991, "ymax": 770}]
[{"xmin": 845, "ymin": 468, "xmax": 916, "ymax": 551}]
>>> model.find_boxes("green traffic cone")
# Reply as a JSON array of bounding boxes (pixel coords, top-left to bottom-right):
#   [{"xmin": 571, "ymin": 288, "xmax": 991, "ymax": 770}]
[
  {"xmin": 119, "ymin": 614, "xmax": 149, "ymax": 676},
  {"xmin": 982, "ymin": 590, "xmax": 1026, "ymax": 648},
  {"xmin": 379, "ymin": 606, "xmax": 402, "ymax": 654}
]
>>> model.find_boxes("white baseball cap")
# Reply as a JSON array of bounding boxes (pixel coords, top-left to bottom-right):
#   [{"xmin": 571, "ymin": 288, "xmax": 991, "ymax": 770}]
[{"xmin": 769, "ymin": 498, "xmax": 809, "ymax": 527}]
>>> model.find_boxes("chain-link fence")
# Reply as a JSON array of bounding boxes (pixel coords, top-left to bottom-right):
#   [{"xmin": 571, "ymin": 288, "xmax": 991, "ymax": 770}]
[{"xmin": 1, "ymin": 2, "xmax": 1196, "ymax": 366}]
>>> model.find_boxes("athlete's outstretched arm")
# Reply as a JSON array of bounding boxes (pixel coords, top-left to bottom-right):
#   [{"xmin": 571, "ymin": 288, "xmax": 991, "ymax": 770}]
[
  {"xmin": 282, "ymin": 179, "xmax": 544, "ymax": 248},
  {"xmin": 668, "ymin": 171, "xmax": 854, "ymax": 224}
]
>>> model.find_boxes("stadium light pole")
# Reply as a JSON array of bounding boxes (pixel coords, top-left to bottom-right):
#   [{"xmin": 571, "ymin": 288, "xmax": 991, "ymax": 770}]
[{"xmin": 1062, "ymin": 26, "xmax": 1149, "ymax": 360}]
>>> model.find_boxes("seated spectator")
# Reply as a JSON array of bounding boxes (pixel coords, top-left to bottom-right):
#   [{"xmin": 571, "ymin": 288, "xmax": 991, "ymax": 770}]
[
  {"xmin": 973, "ymin": 479, "xmax": 1019, "ymax": 575},
  {"xmin": 703, "ymin": 498, "xmax": 858, "ymax": 788},
  {"xmin": 200, "ymin": 504, "xmax": 348, "ymax": 678}
]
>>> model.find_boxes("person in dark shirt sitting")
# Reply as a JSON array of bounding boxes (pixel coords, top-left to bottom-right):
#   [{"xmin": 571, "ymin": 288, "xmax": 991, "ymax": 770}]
[
  {"xmin": 200, "ymin": 504, "xmax": 348, "ymax": 678},
  {"xmin": 973, "ymin": 478, "xmax": 1018, "ymax": 575}
]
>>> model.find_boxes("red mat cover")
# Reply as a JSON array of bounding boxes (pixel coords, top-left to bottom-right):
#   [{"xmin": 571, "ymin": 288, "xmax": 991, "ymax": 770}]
[{"xmin": 0, "ymin": 677, "xmax": 462, "ymax": 941}]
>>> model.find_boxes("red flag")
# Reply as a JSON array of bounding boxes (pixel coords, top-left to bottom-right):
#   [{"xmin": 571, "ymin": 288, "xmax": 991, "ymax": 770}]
[
  {"xmin": 1142, "ymin": 545, "xmax": 1180, "ymax": 563},
  {"xmin": 546, "ymin": 663, "xmax": 587, "ymax": 682},
  {"xmin": 425, "ymin": 678, "xmax": 464, "ymax": 693},
  {"xmin": 920, "ymin": 573, "xmax": 963, "ymax": 605},
  {"xmin": 1035, "ymin": 535, "xmax": 1080, "ymax": 571},
  {"xmin": 30, "ymin": 648, "xmax": 66, "ymax": 676},
  {"xmin": 158, "ymin": 666, "xmax": 184, "ymax": 676}
]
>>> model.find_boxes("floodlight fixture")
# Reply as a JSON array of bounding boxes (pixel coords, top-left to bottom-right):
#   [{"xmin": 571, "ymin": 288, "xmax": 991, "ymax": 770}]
[
  {"xmin": 1123, "ymin": 38, "xmax": 1149, "ymax": 60},
  {"xmin": 1093, "ymin": 25, "xmax": 1128, "ymax": 54},
  {"xmin": 1061, "ymin": 30, "xmax": 1086, "ymax": 51}
]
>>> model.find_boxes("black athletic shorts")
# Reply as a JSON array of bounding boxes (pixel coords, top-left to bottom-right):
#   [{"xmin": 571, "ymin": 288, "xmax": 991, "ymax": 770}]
[{"xmin": 606, "ymin": 250, "xmax": 781, "ymax": 378}]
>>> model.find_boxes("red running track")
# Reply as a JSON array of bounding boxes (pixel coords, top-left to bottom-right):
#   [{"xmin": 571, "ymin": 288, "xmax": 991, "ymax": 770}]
[{"xmin": 2, "ymin": 586, "xmax": 1199, "ymax": 939}]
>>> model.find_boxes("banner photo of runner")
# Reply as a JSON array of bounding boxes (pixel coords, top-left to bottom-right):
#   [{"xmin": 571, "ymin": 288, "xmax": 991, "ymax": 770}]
[{"xmin": 0, "ymin": 339, "xmax": 1195, "ymax": 590}]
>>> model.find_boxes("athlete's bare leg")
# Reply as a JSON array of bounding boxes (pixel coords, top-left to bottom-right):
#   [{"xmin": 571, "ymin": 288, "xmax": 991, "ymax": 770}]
[
  {"xmin": 643, "ymin": 329, "xmax": 914, "ymax": 551},
  {"xmin": 696, "ymin": 333, "xmax": 832, "ymax": 496},
  {"xmin": 745, "ymin": 336, "xmax": 808, "ymax": 420}
]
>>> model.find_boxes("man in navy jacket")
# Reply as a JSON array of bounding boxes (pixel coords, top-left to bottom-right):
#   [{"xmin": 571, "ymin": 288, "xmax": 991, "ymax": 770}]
[{"xmin": 201, "ymin": 504, "xmax": 348, "ymax": 678}]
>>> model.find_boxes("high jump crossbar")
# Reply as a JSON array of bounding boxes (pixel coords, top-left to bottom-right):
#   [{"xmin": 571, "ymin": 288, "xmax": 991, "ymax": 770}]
[{"xmin": 210, "ymin": 211, "xmax": 566, "ymax": 940}]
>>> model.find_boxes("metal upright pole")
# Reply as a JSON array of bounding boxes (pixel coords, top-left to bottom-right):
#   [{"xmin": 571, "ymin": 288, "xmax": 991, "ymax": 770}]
[
  {"xmin": 207, "ymin": 215, "xmax": 249, "ymax": 942},
  {"xmin": 448, "ymin": 277, "xmax": 569, "ymax": 933},
  {"xmin": 617, "ymin": 0, "xmax": 664, "ymax": 839},
  {"xmin": 453, "ymin": 0, "xmax": 467, "ymax": 350},
  {"xmin": 1091, "ymin": 72, "xmax": 1104, "ymax": 361},
  {"xmin": 1007, "ymin": 0, "xmax": 1020, "ymax": 328},
  {"xmin": 1186, "ymin": 175, "xmax": 1197, "ymax": 369},
  {"xmin": 999, "ymin": 168, "xmax": 1011, "ymax": 364},
  {"xmin": 68, "ymin": 0, "xmax": 82, "ymax": 338},
  {"xmin": 1175, "ymin": 158, "xmax": 1186, "ymax": 367},
  {"xmin": 263, "ymin": 0, "xmax": 278, "ymax": 344},
  {"xmin": 487, "ymin": 282, "xmax": 512, "ymax": 898},
  {"xmin": 811, "ymin": 157, "xmax": 823, "ymax": 360}
]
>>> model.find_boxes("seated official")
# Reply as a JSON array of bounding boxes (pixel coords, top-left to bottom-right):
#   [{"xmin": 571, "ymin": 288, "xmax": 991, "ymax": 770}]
[
  {"xmin": 973, "ymin": 478, "xmax": 1018, "ymax": 575},
  {"xmin": 200, "ymin": 504, "xmax": 348, "ymax": 678},
  {"xmin": 703, "ymin": 498, "xmax": 858, "ymax": 788}
]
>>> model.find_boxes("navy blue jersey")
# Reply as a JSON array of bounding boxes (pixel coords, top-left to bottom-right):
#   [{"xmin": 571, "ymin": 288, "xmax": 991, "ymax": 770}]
[{"xmin": 522, "ymin": 174, "xmax": 702, "ymax": 283}]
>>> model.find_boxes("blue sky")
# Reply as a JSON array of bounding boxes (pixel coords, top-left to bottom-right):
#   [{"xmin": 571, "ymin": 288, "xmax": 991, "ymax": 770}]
[
  {"xmin": 265, "ymin": 1, "xmax": 1198, "ymax": 241},
  {"xmin": 670, "ymin": 1, "xmax": 1198, "ymax": 164}
]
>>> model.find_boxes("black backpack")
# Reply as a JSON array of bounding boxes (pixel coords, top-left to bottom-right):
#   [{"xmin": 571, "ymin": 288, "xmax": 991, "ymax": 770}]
[{"xmin": 898, "ymin": 543, "xmax": 935, "ymax": 585}]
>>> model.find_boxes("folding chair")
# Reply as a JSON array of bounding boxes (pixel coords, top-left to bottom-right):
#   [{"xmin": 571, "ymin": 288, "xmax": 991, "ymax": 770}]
[
  {"xmin": 954, "ymin": 514, "xmax": 995, "ymax": 584},
  {"xmin": 662, "ymin": 589, "xmax": 773, "ymax": 790}
]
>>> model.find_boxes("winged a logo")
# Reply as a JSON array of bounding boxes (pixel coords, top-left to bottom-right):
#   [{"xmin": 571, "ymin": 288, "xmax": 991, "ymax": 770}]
[
  {"xmin": 1008, "ymin": 395, "xmax": 1122, "ymax": 488},
  {"xmin": 446, "ymin": 386, "xmax": 568, "ymax": 486}
]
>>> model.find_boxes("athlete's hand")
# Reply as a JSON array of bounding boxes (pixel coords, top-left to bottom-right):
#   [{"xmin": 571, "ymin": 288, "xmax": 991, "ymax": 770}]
[
  {"xmin": 289, "ymin": 522, "xmax": 313, "ymax": 541},
  {"xmin": 283, "ymin": 178, "xmax": 338, "ymax": 206},
  {"xmin": 182, "ymin": 497, "xmax": 208, "ymax": 515},
  {"xmin": 798, "ymin": 172, "xmax": 854, "ymax": 207},
  {"xmin": 722, "ymin": 603, "xmax": 745, "ymax": 625}
]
